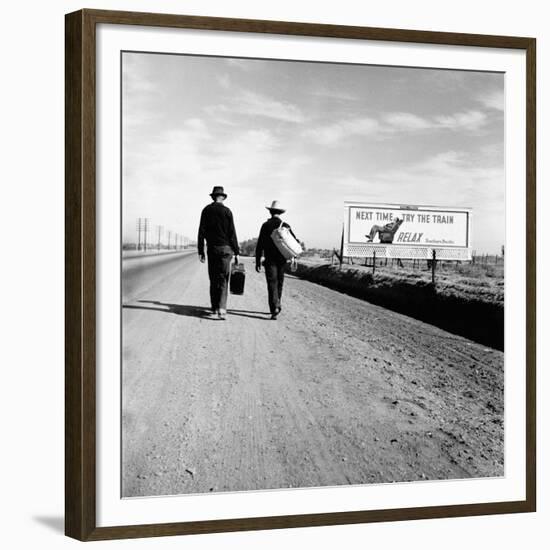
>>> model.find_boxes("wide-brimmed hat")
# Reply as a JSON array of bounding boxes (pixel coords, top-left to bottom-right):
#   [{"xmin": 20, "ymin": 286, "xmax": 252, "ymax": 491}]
[
  {"xmin": 210, "ymin": 186, "xmax": 227, "ymax": 198},
  {"xmin": 266, "ymin": 200, "xmax": 286, "ymax": 213}
]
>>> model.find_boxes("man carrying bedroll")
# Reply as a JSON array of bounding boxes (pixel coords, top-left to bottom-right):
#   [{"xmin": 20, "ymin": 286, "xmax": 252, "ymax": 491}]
[
  {"xmin": 255, "ymin": 200, "xmax": 299, "ymax": 320},
  {"xmin": 197, "ymin": 186, "xmax": 240, "ymax": 320}
]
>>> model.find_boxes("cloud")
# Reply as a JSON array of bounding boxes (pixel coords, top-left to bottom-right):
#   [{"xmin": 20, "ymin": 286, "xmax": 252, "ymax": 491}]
[
  {"xmin": 181, "ymin": 118, "xmax": 210, "ymax": 135},
  {"xmin": 382, "ymin": 112, "xmax": 433, "ymax": 131},
  {"xmin": 206, "ymin": 90, "xmax": 305, "ymax": 123},
  {"xmin": 303, "ymin": 117, "xmax": 379, "ymax": 145},
  {"xmin": 122, "ymin": 54, "xmax": 161, "ymax": 97},
  {"xmin": 434, "ymin": 110, "xmax": 488, "ymax": 132},
  {"xmin": 217, "ymin": 74, "xmax": 231, "ymax": 90},
  {"xmin": 224, "ymin": 58, "xmax": 255, "ymax": 71},
  {"xmin": 332, "ymin": 149, "xmax": 504, "ymax": 252},
  {"xmin": 237, "ymin": 91, "xmax": 305, "ymax": 122},
  {"xmin": 373, "ymin": 150, "xmax": 504, "ymax": 251},
  {"xmin": 331, "ymin": 149, "xmax": 502, "ymax": 204},
  {"xmin": 123, "ymin": 56, "xmax": 163, "ymax": 132},
  {"xmin": 123, "ymin": 118, "xmax": 285, "ymax": 239},
  {"xmin": 121, "ymin": 53, "xmax": 504, "ymax": 249},
  {"xmin": 370, "ymin": 150, "xmax": 503, "ymax": 206},
  {"xmin": 306, "ymin": 108, "xmax": 489, "ymax": 146},
  {"xmin": 124, "ymin": 117, "xmax": 283, "ymax": 207},
  {"xmin": 310, "ymin": 88, "xmax": 361, "ymax": 102},
  {"xmin": 476, "ymin": 89, "xmax": 504, "ymax": 111},
  {"xmin": 384, "ymin": 110, "xmax": 488, "ymax": 133}
]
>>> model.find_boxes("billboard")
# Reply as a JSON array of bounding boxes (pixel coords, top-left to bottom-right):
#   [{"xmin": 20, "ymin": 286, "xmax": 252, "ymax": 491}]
[{"xmin": 344, "ymin": 202, "xmax": 472, "ymax": 259}]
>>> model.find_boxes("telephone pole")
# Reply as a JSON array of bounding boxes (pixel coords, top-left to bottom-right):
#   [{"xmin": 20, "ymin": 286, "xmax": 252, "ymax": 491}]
[
  {"xmin": 157, "ymin": 225, "xmax": 163, "ymax": 251},
  {"xmin": 142, "ymin": 218, "xmax": 149, "ymax": 252},
  {"xmin": 136, "ymin": 218, "xmax": 143, "ymax": 251},
  {"xmin": 167, "ymin": 230, "xmax": 171, "ymax": 250}
]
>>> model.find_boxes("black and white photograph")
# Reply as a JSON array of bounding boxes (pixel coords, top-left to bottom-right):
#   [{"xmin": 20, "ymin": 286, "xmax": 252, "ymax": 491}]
[
  {"xmin": 121, "ymin": 51, "xmax": 505, "ymax": 498},
  {"xmin": 1, "ymin": 0, "xmax": 544, "ymax": 546}
]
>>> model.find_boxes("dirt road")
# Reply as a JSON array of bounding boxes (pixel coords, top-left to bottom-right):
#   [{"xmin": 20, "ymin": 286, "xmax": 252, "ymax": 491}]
[{"xmin": 122, "ymin": 255, "xmax": 503, "ymax": 497}]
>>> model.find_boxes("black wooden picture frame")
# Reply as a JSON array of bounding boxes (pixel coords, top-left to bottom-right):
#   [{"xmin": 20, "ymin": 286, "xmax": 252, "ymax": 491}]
[{"xmin": 65, "ymin": 9, "xmax": 536, "ymax": 541}]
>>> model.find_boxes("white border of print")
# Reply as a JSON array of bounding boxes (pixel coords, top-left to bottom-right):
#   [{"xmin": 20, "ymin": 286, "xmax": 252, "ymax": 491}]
[{"xmin": 96, "ymin": 23, "xmax": 526, "ymax": 527}]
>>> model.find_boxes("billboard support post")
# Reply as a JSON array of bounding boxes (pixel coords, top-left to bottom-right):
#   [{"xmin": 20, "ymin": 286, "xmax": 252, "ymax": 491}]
[
  {"xmin": 431, "ymin": 249, "xmax": 437, "ymax": 284},
  {"xmin": 372, "ymin": 251, "xmax": 376, "ymax": 275},
  {"xmin": 339, "ymin": 224, "xmax": 344, "ymax": 269}
]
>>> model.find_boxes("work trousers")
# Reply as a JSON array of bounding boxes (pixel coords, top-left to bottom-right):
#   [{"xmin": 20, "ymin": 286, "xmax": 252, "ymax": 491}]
[
  {"xmin": 264, "ymin": 260, "xmax": 286, "ymax": 314},
  {"xmin": 207, "ymin": 245, "xmax": 233, "ymax": 312}
]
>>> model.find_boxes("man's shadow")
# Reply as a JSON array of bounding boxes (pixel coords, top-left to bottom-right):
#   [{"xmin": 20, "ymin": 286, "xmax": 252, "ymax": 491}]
[{"xmin": 123, "ymin": 300, "xmax": 268, "ymax": 320}]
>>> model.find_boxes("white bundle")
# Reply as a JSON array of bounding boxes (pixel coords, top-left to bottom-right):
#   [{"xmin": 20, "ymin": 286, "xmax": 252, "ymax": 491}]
[{"xmin": 270, "ymin": 221, "xmax": 302, "ymax": 260}]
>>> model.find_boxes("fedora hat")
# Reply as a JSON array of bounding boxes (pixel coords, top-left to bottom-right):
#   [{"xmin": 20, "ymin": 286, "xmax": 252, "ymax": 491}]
[
  {"xmin": 210, "ymin": 186, "xmax": 227, "ymax": 198},
  {"xmin": 266, "ymin": 200, "xmax": 286, "ymax": 213}
]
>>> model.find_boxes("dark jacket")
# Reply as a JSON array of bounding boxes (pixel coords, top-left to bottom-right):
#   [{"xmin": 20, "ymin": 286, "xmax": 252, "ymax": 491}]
[
  {"xmin": 255, "ymin": 217, "xmax": 299, "ymax": 266},
  {"xmin": 197, "ymin": 202, "xmax": 239, "ymax": 256}
]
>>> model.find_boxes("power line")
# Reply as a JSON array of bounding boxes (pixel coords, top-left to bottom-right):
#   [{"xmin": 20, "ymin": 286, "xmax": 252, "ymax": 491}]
[{"xmin": 135, "ymin": 218, "xmax": 193, "ymax": 252}]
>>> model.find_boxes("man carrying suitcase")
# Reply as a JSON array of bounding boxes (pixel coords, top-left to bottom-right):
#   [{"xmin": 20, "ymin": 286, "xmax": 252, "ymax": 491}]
[
  {"xmin": 255, "ymin": 200, "xmax": 300, "ymax": 320},
  {"xmin": 197, "ymin": 186, "xmax": 240, "ymax": 320}
]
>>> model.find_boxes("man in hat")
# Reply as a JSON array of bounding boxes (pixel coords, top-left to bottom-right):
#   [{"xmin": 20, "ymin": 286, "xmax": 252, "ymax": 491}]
[
  {"xmin": 365, "ymin": 217, "xmax": 403, "ymax": 243},
  {"xmin": 255, "ymin": 200, "xmax": 300, "ymax": 320},
  {"xmin": 197, "ymin": 186, "xmax": 240, "ymax": 320}
]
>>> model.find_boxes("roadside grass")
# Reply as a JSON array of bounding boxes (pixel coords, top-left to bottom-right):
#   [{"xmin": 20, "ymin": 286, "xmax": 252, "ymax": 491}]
[
  {"xmin": 299, "ymin": 257, "xmax": 503, "ymax": 305},
  {"xmin": 292, "ymin": 258, "xmax": 504, "ymax": 350}
]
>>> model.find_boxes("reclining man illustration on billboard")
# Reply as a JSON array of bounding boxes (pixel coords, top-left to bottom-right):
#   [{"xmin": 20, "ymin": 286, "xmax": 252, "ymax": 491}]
[{"xmin": 365, "ymin": 217, "xmax": 404, "ymax": 243}]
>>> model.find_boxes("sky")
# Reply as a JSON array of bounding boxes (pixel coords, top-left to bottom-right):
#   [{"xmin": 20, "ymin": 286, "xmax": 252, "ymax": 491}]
[{"xmin": 122, "ymin": 52, "xmax": 504, "ymax": 253}]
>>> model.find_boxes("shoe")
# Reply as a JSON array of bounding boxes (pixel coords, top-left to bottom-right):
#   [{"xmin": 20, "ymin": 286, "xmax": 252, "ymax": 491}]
[
  {"xmin": 271, "ymin": 307, "xmax": 280, "ymax": 320},
  {"xmin": 270, "ymin": 314, "xmax": 278, "ymax": 320},
  {"xmin": 218, "ymin": 309, "xmax": 227, "ymax": 320}
]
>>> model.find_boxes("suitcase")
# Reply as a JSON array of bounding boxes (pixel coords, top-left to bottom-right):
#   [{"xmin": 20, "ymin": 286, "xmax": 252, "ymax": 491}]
[{"xmin": 230, "ymin": 263, "xmax": 246, "ymax": 295}]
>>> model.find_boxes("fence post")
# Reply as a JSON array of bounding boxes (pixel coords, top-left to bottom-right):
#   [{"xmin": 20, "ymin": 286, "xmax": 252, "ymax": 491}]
[{"xmin": 431, "ymin": 249, "xmax": 437, "ymax": 284}]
